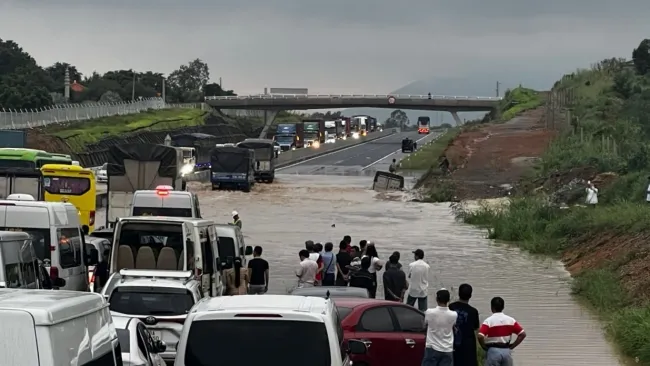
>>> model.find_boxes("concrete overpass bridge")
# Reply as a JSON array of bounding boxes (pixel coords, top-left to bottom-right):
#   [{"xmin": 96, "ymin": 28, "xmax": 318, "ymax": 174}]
[{"xmin": 204, "ymin": 93, "xmax": 501, "ymax": 137}]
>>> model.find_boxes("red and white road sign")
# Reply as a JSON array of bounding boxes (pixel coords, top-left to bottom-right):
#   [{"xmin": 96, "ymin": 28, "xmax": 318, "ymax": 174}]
[{"xmin": 388, "ymin": 96, "xmax": 396, "ymax": 104}]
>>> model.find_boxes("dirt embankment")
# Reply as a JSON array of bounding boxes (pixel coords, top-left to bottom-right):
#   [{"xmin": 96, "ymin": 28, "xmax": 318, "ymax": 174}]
[{"xmin": 439, "ymin": 107, "xmax": 556, "ymax": 199}]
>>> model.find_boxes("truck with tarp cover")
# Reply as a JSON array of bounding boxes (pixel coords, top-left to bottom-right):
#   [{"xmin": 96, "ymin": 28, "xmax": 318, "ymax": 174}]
[
  {"xmin": 171, "ymin": 132, "xmax": 218, "ymax": 171},
  {"xmin": 301, "ymin": 119, "xmax": 325, "ymax": 147},
  {"xmin": 236, "ymin": 138, "xmax": 277, "ymax": 183},
  {"xmin": 275, "ymin": 123, "xmax": 304, "ymax": 151},
  {"xmin": 210, "ymin": 146, "xmax": 255, "ymax": 192},
  {"xmin": 106, "ymin": 143, "xmax": 184, "ymax": 227}
]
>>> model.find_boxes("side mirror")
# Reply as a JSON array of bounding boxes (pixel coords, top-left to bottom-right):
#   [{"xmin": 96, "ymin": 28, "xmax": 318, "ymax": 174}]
[
  {"xmin": 244, "ymin": 246, "xmax": 253, "ymax": 256},
  {"xmin": 154, "ymin": 339, "xmax": 167, "ymax": 353},
  {"xmin": 347, "ymin": 339, "xmax": 368, "ymax": 355},
  {"xmin": 53, "ymin": 277, "xmax": 66, "ymax": 289},
  {"xmin": 85, "ymin": 248, "xmax": 99, "ymax": 266}
]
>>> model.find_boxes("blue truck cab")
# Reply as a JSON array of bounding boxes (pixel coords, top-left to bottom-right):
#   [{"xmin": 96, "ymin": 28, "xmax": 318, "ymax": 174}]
[{"xmin": 210, "ymin": 146, "xmax": 255, "ymax": 192}]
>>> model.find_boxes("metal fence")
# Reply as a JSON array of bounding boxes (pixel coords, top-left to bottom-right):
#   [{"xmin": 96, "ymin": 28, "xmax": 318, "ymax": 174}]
[{"xmin": 0, "ymin": 98, "xmax": 204, "ymax": 130}]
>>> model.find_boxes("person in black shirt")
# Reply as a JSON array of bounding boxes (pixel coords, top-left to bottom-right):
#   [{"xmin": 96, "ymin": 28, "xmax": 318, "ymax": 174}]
[
  {"xmin": 247, "ymin": 246, "xmax": 269, "ymax": 294},
  {"xmin": 449, "ymin": 283, "xmax": 480, "ymax": 366},
  {"xmin": 383, "ymin": 254, "xmax": 407, "ymax": 301},
  {"xmin": 349, "ymin": 257, "xmax": 374, "ymax": 296},
  {"xmin": 335, "ymin": 241, "xmax": 352, "ymax": 286}
]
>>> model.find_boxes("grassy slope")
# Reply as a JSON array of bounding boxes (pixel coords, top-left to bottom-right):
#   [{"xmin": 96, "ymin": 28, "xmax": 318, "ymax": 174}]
[
  {"xmin": 457, "ymin": 62, "xmax": 650, "ymax": 363},
  {"xmin": 399, "ymin": 128, "xmax": 460, "ymax": 171},
  {"xmin": 499, "ymin": 87, "xmax": 544, "ymax": 121}
]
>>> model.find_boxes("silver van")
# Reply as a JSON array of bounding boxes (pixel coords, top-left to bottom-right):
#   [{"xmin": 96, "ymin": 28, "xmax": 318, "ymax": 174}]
[
  {"xmin": 0, "ymin": 231, "xmax": 66, "ymax": 289},
  {"xmin": 131, "ymin": 185, "xmax": 201, "ymax": 218}
]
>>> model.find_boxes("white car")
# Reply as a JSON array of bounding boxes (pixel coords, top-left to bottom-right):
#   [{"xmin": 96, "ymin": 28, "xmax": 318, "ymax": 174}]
[
  {"xmin": 96, "ymin": 163, "xmax": 108, "ymax": 183},
  {"xmin": 103, "ymin": 270, "xmax": 204, "ymax": 364},
  {"xmin": 113, "ymin": 316, "xmax": 166, "ymax": 366}
]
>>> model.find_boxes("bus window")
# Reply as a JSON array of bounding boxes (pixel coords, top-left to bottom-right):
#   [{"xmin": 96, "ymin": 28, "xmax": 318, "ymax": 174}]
[{"xmin": 43, "ymin": 176, "xmax": 91, "ymax": 195}]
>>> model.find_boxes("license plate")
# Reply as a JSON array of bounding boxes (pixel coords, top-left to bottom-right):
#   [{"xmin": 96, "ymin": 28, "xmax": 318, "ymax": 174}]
[{"xmin": 151, "ymin": 331, "xmax": 162, "ymax": 341}]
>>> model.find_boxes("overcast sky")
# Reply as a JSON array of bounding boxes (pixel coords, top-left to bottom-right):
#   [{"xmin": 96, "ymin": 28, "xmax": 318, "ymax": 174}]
[{"xmin": 1, "ymin": 0, "xmax": 647, "ymax": 95}]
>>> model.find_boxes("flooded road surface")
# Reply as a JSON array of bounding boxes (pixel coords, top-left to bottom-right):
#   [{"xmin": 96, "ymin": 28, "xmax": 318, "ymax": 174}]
[{"xmin": 96, "ymin": 135, "xmax": 622, "ymax": 365}]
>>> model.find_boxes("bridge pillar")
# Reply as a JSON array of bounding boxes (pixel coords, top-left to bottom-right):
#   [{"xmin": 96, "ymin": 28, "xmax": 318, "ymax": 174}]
[
  {"xmin": 450, "ymin": 111, "xmax": 462, "ymax": 126},
  {"xmin": 258, "ymin": 110, "xmax": 280, "ymax": 139}
]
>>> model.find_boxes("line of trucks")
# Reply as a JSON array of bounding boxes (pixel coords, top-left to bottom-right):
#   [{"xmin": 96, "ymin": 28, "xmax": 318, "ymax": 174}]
[{"xmin": 274, "ymin": 115, "xmax": 380, "ymax": 151}]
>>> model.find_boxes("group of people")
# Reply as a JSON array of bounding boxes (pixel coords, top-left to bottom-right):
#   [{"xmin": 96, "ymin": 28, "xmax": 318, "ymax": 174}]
[
  {"xmin": 295, "ymin": 235, "xmax": 528, "ymax": 366},
  {"xmin": 221, "ymin": 245, "xmax": 270, "ymax": 295}
]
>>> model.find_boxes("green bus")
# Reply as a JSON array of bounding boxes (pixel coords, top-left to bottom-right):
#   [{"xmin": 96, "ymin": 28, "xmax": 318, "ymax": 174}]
[{"xmin": 0, "ymin": 148, "xmax": 72, "ymax": 199}]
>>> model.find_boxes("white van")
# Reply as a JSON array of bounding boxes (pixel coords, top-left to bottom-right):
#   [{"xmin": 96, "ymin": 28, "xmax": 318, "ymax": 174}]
[
  {"xmin": 0, "ymin": 230, "xmax": 66, "ymax": 289},
  {"xmin": 174, "ymin": 295, "xmax": 368, "ymax": 366},
  {"xmin": 110, "ymin": 216, "xmax": 221, "ymax": 297},
  {"xmin": 0, "ymin": 288, "xmax": 122, "ymax": 366},
  {"xmin": 130, "ymin": 185, "xmax": 201, "ymax": 218},
  {"xmin": 0, "ymin": 195, "xmax": 93, "ymax": 291}
]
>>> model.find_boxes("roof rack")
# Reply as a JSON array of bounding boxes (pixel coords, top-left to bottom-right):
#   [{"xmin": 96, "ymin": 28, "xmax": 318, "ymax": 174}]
[{"xmin": 118, "ymin": 269, "xmax": 194, "ymax": 284}]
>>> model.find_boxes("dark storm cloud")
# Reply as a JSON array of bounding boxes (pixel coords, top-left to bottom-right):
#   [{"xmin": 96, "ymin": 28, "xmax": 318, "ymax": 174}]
[{"xmin": 0, "ymin": 0, "xmax": 647, "ymax": 95}]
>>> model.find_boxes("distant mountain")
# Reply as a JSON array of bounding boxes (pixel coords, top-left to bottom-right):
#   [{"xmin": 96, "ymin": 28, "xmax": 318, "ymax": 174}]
[{"xmin": 341, "ymin": 69, "xmax": 557, "ymax": 125}]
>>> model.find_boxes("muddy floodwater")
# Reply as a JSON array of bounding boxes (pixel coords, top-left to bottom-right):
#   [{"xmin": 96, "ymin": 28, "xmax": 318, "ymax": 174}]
[{"xmin": 97, "ymin": 174, "xmax": 622, "ymax": 365}]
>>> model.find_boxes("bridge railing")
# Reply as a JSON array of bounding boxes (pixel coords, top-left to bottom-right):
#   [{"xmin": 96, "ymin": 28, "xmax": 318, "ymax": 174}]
[{"xmin": 205, "ymin": 94, "xmax": 503, "ymax": 101}]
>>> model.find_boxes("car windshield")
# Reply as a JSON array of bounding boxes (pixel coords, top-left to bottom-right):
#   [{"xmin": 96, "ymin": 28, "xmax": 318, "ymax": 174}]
[
  {"xmin": 109, "ymin": 287, "xmax": 194, "ymax": 316},
  {"xmin": 116, "ymin": 329, "xmax": 130, "ymax": 353},
  {"xmin": 132, "ymin": 207, "xmax": 193, "ymax": 217},
  {"xmin": 185, "ymin": 320, "xmax": 331, "ymax": 366}
]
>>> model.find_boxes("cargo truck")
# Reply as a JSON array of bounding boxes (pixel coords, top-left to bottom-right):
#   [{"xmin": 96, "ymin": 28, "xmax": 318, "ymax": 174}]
[
  {"xmin": 275, "ymin": 123, "xmax": 304, "ymax": 151},
  {"xmin": 105, "ymin": 143, "xmax": 184, "ymax": 227},
  {"xmin": 301, "ymin": 119, "xmax": 325, "ymax": 147},
  {"xmin": 337, "ymin": 117, "xmax": 351, "ymax": 139},
  {"xmin": 210, "ymin": 146, "xmax": 255, "ymax": 192},
  {"xmin": 324, "ymin": 120, "xmax": 337, "ymax": 144}
]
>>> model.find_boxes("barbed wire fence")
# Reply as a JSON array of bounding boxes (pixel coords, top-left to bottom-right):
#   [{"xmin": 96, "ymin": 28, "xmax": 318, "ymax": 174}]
[{"xmin": 0, "ymin": 98, "xmax": 203, "ymax": 130}]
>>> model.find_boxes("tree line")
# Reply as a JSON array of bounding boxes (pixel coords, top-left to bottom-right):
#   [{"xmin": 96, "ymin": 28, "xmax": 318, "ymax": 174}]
[{"xmin": 0, "ymin": 38, "xmax": 236, "ymax": 110}]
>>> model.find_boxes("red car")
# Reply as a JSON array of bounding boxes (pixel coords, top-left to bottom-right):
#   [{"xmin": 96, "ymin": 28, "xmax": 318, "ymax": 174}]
[{"xmin": 334, "ymin": 298, "xmax": 427, "ymax": 366}]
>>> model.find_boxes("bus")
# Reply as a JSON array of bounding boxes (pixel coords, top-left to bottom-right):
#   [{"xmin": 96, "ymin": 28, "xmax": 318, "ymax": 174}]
[
  {"xmin": 0, "ymin": 149, "xmax": 73, "ymax": 200},
  {"xmin": 41, "ymin": 164, "xmax": 97, "ymax": 233},
  {"xmin": 418, "ymin": 116, "xmax": 431, "ymax": 134}
]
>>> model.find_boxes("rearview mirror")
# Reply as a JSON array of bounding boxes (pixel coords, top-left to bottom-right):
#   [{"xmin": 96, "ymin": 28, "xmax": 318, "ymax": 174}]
[
  {"xmin": 216, "ymin": 257, "xmax": 223, "ymax": 271},
  {"xmin": 244, "ymin": 246, "xmax": 253, "ymax": 256},
  {"xmin": 347, "ymin": 340, "xmax": 368, "ymax": 355}
]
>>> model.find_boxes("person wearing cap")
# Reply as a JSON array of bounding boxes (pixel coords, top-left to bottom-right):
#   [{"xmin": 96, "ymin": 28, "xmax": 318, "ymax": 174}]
[
  {"xmin": 231, "ymin": 211, "xmax": 242, "ymax": 229},
  {"xmin": 407, "ymin": 249, "xmax": 430, "ymax": 311},
  {"xmin": 422, "ymin": 289, "xmax": 457, "ymax": 366}
]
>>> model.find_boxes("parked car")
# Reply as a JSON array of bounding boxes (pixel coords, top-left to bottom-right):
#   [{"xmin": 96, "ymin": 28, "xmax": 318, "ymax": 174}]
[
  {"xmin": 113, "ymin": 316, "xmax": 167, "ymax": 366},
  {"xmin": 334, "ymin": 298, "xmax": 427, "ymax": 366}
]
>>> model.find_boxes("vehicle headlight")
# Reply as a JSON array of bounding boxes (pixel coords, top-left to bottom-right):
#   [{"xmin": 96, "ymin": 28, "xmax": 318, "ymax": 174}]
[
  {"xmin": 313, "ymin": 142, "xmax": 320, "ymax": 148},
  {"xmin": 352, "ymin": 132, "xmax": 360, "ymax": 139},
  {"xmin": 180, "ymin": 164, "xmax": 194, "ymax": 175}
]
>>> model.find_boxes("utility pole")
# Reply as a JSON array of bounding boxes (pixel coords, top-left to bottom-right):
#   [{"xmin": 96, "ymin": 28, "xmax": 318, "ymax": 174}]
[
  {"xmin": 131, "ymin": 71, "xmax": 136, "ymax": 101},
  {"xmin": 64, "ymin": 67, "xmax": 70, "ymax": 102},
  {"xmin": 162, "ymin": 78, "xmax": 166, "ymax": 103},
  {"xmin": 496, "ymin": 81, "xmax": 501, "ymax": 97},
  {"xmin": 219, "ymin": 77, "xmax": 222, "ymax": 89}
]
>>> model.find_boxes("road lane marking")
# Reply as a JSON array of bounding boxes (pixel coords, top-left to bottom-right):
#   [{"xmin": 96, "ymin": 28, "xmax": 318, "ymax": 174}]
[
  {"xmin": 360, "ymin": 133, "xmax": 440, "ymax": 170},
  {"xmin": 277, "ymin": 132, "xmax": 408, "ymax": 171}
]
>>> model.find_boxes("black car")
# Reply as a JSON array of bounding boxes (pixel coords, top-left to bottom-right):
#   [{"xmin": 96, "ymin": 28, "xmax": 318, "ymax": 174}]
[{"xmin": 402, "ymin": 138, "xmax": 417, "ymax": 152}]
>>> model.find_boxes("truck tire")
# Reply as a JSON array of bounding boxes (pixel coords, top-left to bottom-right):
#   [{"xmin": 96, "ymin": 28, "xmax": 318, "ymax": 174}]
[
  {"xmin": 268, "ymin": 176, "xmax": 274, "ymax": 184},
  {"xmin": 242, "ymin": 184, "xmax": 251, "ymax": 193},
  {"xmin": 211, "ymin": 184, "xmax": 218, "ymax": 191}
]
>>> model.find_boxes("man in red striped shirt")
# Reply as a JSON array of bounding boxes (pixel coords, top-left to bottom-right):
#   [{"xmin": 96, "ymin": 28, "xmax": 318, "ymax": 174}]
[{"xmin": 477, "ymin": 297, "xmax": 527, "ymax": 365}]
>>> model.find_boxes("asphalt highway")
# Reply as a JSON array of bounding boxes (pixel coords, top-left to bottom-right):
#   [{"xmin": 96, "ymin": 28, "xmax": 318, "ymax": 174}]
[{"xmin": 277, "ymin": 131, "xmax": 439, "ymax": 175}]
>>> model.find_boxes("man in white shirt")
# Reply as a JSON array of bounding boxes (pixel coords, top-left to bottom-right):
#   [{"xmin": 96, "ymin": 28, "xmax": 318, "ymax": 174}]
[
  {"xmin": 422, "ymin": 289, "xmax": 457, "ymax": 366},
  {"xmin": 407, "ymin": 249, "xmax": 430, "ymax": 311},
  {"xmin": 295, "ymin": 249, "xmax": 318, "ymax": 288}
]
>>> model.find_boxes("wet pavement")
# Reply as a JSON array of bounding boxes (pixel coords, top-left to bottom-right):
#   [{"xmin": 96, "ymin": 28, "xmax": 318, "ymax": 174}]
[{"xmin": 95, "ymin": 136, "xmax": 623, "ymax": 366}]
